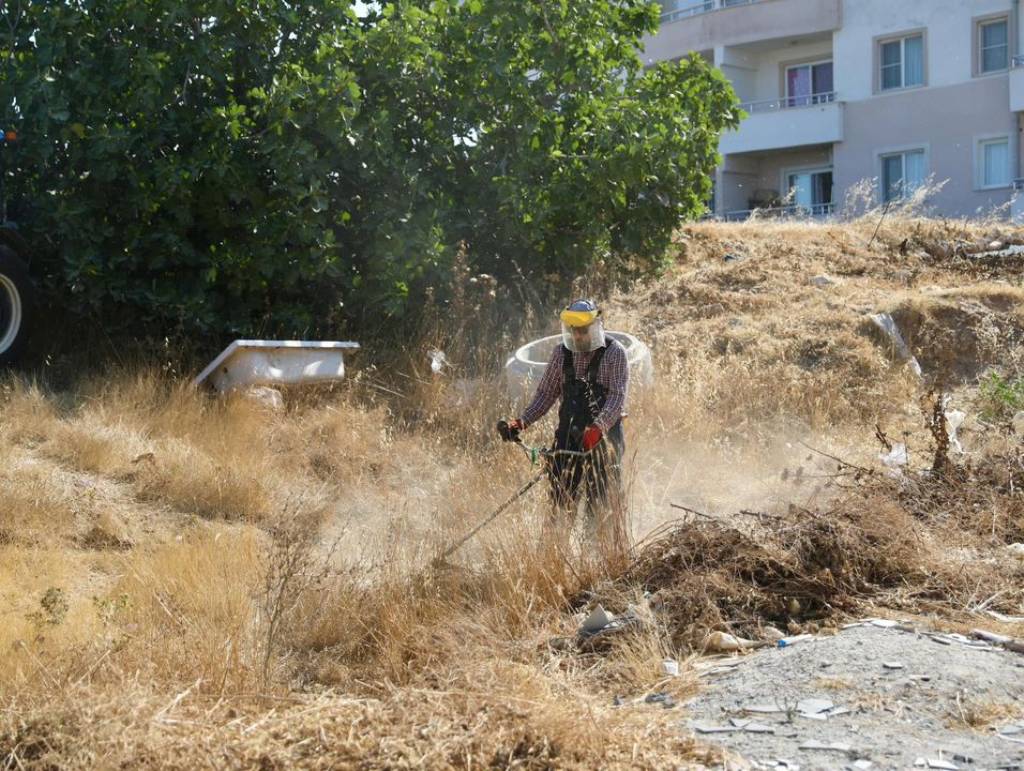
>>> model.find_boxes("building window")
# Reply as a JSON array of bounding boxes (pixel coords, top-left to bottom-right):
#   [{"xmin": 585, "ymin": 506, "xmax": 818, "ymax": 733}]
[
  {"xmin": 879, "ymin": 34, "xmax": 924, "ymax": 90},
  {"xmin": 978, "ymin": 137, "xmax": 1011, "ymax": 188},
  {"xmin": 881, "ymin": 150, "xmax": 926, "ymax": 202},
  {"xmin": 979, "ymin": 18, "xmax": 1009, "ymax": 73},
  {"xmin": 785, "ymin": 61, "xmax": 834, "ymax": 107},
  {"xmin": 786, "ymin": 169, "xmax": 833, "ymax": 214}
]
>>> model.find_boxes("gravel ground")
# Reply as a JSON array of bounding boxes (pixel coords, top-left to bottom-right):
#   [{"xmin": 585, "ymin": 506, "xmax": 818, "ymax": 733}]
[{"xmin": 684, "ymin": 623, "xmax": 1024, "ymax": 770}]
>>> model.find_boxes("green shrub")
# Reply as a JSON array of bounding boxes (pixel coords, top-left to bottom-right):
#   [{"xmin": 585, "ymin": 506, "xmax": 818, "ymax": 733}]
[{"xmin": 2, "ymin": 1, "xmax": 738, "ymax": 339}]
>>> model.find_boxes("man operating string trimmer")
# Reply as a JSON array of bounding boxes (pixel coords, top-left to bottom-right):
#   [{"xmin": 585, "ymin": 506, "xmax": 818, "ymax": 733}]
[{"xmin": 498, "ymin": 299, "xmax": 629, "ymax": 541}]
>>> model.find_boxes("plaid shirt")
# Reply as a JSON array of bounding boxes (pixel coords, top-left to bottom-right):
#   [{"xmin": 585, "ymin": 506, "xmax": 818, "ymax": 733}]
[{"xmin": 520, "ymin": 341, "xmax": 629, "ymax": 433}]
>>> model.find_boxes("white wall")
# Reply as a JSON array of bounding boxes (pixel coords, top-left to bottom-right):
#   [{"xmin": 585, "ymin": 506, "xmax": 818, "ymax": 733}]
[
  {"xmin": 835, "ymin": 0, "xmax": 1014, "ymax": 102},
  {"xmin": 720, "ymin": 102, "xmax": 844, "ymax": 155},
  {"xmin": 717, "ymin": 46, "xmax": 759, "ymax": 103}
]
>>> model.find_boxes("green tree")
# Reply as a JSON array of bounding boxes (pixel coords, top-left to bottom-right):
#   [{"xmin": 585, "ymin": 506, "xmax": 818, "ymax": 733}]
[{"xmin": 1, "ymin": 0, "xmax": 738, "ymax": 338}]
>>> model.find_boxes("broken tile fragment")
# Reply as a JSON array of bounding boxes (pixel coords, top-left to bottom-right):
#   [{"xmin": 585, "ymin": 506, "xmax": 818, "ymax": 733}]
[
  {"xmin": 796, "ymin": 697, "xmax": 834, "ymax": 714},
  {"xmin": 799, "ymin": 739, "xmax": 852, "ymax": 752},
  {"xmin": 799, "ymin": 711, "xmax": 828, "ymax": 721},
  {"xmin": 693, "ymin": 722, "xmax": 736, "ymax": 734}
]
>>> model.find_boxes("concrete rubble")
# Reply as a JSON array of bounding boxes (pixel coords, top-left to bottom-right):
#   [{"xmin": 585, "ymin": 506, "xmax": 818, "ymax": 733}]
[{"xmin": 684, "ymin": 621, "xmax": 1024, "ymax": 769}]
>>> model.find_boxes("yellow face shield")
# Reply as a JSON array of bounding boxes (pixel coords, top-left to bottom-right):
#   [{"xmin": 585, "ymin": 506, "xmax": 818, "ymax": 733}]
[{"xmin": 559, "ymin": 309, "xmax": 599, "ymax": 327}]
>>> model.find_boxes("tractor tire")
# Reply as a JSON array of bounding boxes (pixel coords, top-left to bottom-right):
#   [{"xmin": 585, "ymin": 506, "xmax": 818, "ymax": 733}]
[{"xmin": 0, "ymin": 245, "xmax": 34, "ymax": 365}]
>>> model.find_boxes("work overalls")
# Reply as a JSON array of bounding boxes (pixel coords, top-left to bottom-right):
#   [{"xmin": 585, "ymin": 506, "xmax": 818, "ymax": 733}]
[{"xmin": 548, "ymin": 343, "xmax": 626, "ymax": 523}]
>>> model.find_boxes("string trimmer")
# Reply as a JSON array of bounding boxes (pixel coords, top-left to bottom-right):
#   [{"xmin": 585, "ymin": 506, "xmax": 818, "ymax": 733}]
[{"xmin": 437, "ymin": 429, "xmax": 596, "ymax": 562}]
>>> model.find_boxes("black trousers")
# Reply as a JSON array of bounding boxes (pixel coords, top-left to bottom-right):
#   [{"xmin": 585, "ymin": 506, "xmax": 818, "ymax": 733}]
[{"xmin": 547, "ymin": 421, "xmax": 625, "ymax": 519}]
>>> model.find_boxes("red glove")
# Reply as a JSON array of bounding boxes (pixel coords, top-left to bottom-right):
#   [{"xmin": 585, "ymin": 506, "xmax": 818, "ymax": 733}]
[
  {"xmin": 497, "ymin": 419, "xmax": 524, "ymax": 442},
  {"xmin": 582, "ymin": 425, "xmax": 603, "ymax": 451}
]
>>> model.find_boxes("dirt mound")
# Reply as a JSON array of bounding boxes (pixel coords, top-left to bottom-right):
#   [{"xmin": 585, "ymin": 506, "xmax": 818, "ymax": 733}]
[
  {"xmin": 607, "ymin": 218, "xmax": 1024, "ymax": 432},
  {"xmin": 886, "ymin": 288, "xmax": 1024, "ymax": 382}
]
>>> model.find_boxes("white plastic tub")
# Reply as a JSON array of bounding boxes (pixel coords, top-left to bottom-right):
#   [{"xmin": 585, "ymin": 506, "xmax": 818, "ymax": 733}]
[{"xmin": 504, "ymin": 331, "xmax": 654, "ymax": 401}]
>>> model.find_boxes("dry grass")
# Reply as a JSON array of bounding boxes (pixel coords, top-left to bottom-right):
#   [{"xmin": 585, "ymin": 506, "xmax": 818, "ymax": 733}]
[
  {"xmin": 1, "ymin": 215, "xmax": 1023, "ymax": 767},
  {"xmin": 949, "ymin": 695, "xmax": 1024, "ymax": 731}
]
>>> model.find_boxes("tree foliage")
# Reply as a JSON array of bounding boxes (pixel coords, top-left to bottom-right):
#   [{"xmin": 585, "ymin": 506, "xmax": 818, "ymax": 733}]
[{"xmin": 1, "ymin": 0, "xmax": 738, "ymax": 337}]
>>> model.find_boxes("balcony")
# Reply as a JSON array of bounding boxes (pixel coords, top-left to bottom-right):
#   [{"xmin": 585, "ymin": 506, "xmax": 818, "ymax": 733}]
[
  {"xmin": 659, "ymin": 0, "xmax": 762, "ymax": 25},
  {"xmin": 720, "ymin": 203, "xmax": 835, "ymax": 222},
  {"xmin": 720, "ymin": 94, "xmax": 843, "ymax": 155},
  {"xmin": 644, "ymin": 0, "xmax": 841, "ymax": 63},
  {"xmin": 1011, "ymin": 56, "xmax": 1024, "ymax": 112}
]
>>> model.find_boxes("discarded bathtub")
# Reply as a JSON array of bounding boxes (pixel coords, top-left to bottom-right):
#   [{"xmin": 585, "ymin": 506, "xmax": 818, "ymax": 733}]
[
  {"xmin": 193, "ymin": 340, "xmax": 361, "ymax": 392},
  {"xmin": 504, "ymin": 331, "xmax": 654, "ymax": 401}
]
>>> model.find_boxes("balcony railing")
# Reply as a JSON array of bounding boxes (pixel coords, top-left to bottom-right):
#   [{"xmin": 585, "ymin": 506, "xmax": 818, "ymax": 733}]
[
  {"xmin": 721, "ymin": 203, "xmax": 835, "ymax": 221},
  {"xmin": 659, "ymin": 0, "xmax": 765, "ymax": 24},
  {"xmin": 739, "ymin": 91, "xmax": 837, "ymax": 114}
]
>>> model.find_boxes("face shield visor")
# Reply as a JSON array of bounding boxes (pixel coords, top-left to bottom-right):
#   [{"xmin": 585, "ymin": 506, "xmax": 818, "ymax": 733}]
[{"xmin": 561, "ymin": 317, "xmax": 606, "ymax": 354}]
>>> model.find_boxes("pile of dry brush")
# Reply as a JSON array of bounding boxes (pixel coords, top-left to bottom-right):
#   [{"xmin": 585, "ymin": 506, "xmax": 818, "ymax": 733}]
[{"xmin": 587, "ymin": 397, "xmax": 1024, "ymax": 652}]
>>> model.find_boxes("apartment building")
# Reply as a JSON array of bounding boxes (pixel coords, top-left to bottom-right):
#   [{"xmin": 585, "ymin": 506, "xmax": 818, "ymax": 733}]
[{"xmin": 645, "ymin": 0, "xmax": 1022, "ymax": 220}]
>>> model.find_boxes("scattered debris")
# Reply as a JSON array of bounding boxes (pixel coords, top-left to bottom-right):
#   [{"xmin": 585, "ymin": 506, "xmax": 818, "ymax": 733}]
[
  {"xmin": 735, "ymin": 721, "xmax": 775, "ymax": 734},
  {"xmin": 694, "ymin": 722, "xmax": 736, "ymax": 734},
  {"xmin": 796, "ymin": 698, "xmax": 834, "ymax": 715},
  {"xmin": 985, "ymin": 610, "xmax": 1024, "ymax": 624},
  {"xmin": 427, "ymin": 348, "xmax": 448, "ymax": 375},
  {"xmin": 777, "ymin": 634, "xmax": 814, "ymax": 649},
  {"xmin": 580, "ymin": 605, "xmax": 613, "ymax": 635},
  {"xmin": 798, "ymin": 739, "xmax": 853, "ymax": 753},
  {"xmin": 879, "ymin": 442, "xmax": 908, "ymax": 468},
  {"xmin": 971, "ymin": 628, "xmax": 1024, "ymax": 654},
  {"xmin": 944, "ymin": 409, "xmax": 965, "ymax": 454},
  {"xmin": 925, "ymin": 632, "xmax": 994, "ymax": 650},
  {"xmin": 575, "ymin": 604, "xmax": 644, "ymax": 651},
  {"xmin": 882, "ymin": 661, "xmax": 905, "ymax": 670},
  {"xmin": 925, "ymin": 759, "xmax": 959, "ymax": 770},
  {"xmin": 705, "ymin": 631, "xmax": 766, "ymax": 652},
  {"xmin": 644, "ymin": 692, "xmax": 676, "ymax": 709},
  {"xmin": 867, "ymin": 312, "xmax": 923, "ymax": 378},
  {"xmin": 687, "ymin": 623, "xmax": 1021, "ymax": 768},
  {"xmin": 693, "ymin": 719, "xmax": 775, "ymax": 734},
  {"xmin": 696, "ymin": 658, "xmax": 742, "ymax": 678},
  {"xmin": 743, "ymin": 703, "xmax": 785, "ymax": 715},
  {"xmin": 661, "ymin": 658, "xmax": 680, "ymax": 677}
]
